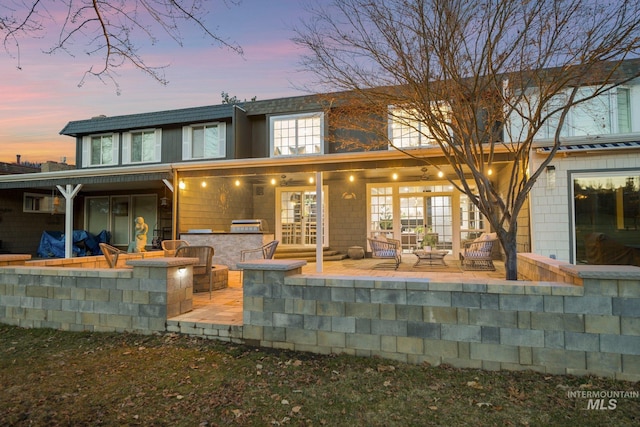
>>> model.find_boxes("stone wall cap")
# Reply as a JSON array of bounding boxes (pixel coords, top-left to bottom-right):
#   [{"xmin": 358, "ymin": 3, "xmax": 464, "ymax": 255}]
[
  {"xmin": 237, "ymin": 259, "xmax": 307, "ymax": 271},
  {"xmin": 560, "ymin": 264, "xmax": 640, "ymax": 279},
  {"xmin": 0, "ymin": 254, "xmax": 32, "ymax": 261},
  {"xmin": 126, "ymin": 257, "xmax": 198, "ymax": 267}
]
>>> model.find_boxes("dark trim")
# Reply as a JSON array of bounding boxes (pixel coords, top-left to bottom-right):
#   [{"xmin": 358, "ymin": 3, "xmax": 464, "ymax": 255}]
[{"xmin": 0, "ymin": 172, "xmax": 172, "ymax": 190}]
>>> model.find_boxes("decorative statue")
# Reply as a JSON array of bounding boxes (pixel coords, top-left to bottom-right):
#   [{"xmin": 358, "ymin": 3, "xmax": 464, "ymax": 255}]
[{"xmin": 127, "ymin": 216, "xmax": 148, "ymax": 253}]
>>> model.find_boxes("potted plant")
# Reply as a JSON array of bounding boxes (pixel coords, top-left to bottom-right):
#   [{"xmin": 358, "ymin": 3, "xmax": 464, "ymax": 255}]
[
  {"xmin": 416, "ymin": 226, "xmax": 437, "ymax": 251},
  {"xmin": 422, "ymin": 232, "xmax": 437, "ymax": 251}
]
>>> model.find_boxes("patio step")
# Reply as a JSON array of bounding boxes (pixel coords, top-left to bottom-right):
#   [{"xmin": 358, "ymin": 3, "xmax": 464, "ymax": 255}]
[{"xmin": 274, "ymin": 247, "xmax": 348, "ymax": 262}]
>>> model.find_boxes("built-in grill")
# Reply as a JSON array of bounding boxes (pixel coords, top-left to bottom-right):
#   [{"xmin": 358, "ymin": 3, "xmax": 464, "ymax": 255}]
[{"xmin": 230, "ymin": 219, "xmax": 265, "ymax": 233}]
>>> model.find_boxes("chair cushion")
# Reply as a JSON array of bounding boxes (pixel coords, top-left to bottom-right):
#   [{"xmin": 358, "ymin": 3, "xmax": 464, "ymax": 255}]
[{"xmin": 377, "ymin": 249, "xmax": 397, "ymax": 257}]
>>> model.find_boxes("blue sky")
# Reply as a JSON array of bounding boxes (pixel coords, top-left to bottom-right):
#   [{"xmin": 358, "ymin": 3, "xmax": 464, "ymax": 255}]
[{"xmin": 0, "ymin": 0, "xmax": 315, "ymax": 164}]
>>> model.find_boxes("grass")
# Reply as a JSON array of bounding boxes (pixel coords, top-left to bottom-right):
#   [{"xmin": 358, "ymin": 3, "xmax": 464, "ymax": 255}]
[{"xmin": 1, "ymin": 324, "xmax": 638, "ymax": 426}]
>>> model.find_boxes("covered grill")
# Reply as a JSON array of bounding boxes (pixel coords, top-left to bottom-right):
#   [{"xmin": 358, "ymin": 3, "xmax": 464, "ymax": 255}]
[{"xmin": 230, "ymin": 219, "xmax": 265, "ymax": 233}]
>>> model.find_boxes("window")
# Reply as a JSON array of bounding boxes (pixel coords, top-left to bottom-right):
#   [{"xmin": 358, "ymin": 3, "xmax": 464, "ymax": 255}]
[
  {"xmin": 573, "ymin": 172, "xmax": 640, "ymax": 265},
  {"xmin": 182, "ymin": 122, "xmax": 226, "ymax": 160},
  {"xmin": 23, "ymin": 192, "xmax": 65, "ymax": 214},
  {"xmin": 369, "ymin": 186, "xmax": 394, "ymax": 236},
  {"xmin": 82, "ymin": 133, "xmax": 119, "ymax": 167},
  {"xmin": 509, "ymin": 86, "xmax": 633, "ymax": 141},
  {"xmin": 390, "ymin": 108, "xmax": 432, "ymax": 148},
  {"xmin": 389, "ymin": 105, "xmax": 450, "ymax": 148},
  {"xmin": 123, "ymin": 129, "xmax": 161, "ymax": 164},
  {"xmin": 270, "ymin": 113, "xmax": 324, "ymax": 156}
]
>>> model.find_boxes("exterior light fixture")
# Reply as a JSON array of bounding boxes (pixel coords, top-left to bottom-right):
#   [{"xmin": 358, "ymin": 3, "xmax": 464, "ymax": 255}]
[
  {"xmin": 546, "ymin": 165, "xmax": 556, "ymax": 189},
  {"xmin": 309, "ymin": 177, "xmax": 314, "ymax": 184},
  {"xmin": 392, "ymin": 173, "xmax": 398, "ymax": 180},
  {"xmin": 201, "ymin": 181, "xmax": 207, "ymax": 188},
  {"xmin": 437, "ymin": 170, "xmax": 444, "ymax": 178},
  {"xmin": 179, "ymin": 180, "xmax": 186, "ymax": 190},
  {"xmin": 235, "ymin": 179, "xmax": 241, "ymax": 186},
  {"xmin": 349, "ymin": 175, "xmax": 355, "ymax": 182},
  {"xmin": 270, "ymin": 178, "xmax": 277, "ymax": 185}
]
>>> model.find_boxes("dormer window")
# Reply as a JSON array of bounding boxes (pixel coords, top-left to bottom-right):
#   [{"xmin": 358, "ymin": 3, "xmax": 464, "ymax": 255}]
[
  {"xmin": 123, "ymin": 129, "xmax": 162, "ymax": 164},
  {"xmin": 270, "ymin": 112, "xmax": 324, "ymax": 157},
  {"xmin": 82, "ymin": 133, "xmax": 119, "ymax": 167},
  {"xmin": 182, "ymin": 122, "xmax": 226, "ymax": 160}
]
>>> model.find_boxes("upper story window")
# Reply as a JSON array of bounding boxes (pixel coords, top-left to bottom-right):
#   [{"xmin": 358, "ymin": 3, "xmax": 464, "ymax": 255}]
[
  {"xmin": 508, "ymin": 86, "xmax": 633, "ymax": 141},
  {"xmin": 270, "ymin": 112, "xmax": 324, "ymax": 156},
  {"xmin": 182, "ymin": 122, "xmax": 226, "ymax": 160},
  {"xmin": 123, "ymin": 129, "xmax": 162, "ymax": 164},
  {"xmin": 82, "ymin": 133, "xmax": 119, "ymax": 167},
  {"xmin": 389, "ymin": 105, "xmax": 450, "ymax": 148}
]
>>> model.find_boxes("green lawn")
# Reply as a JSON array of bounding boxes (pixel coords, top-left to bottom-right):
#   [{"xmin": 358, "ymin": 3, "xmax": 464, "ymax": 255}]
[{"xmin": 1, "ymin": 324, "xmax": 638, "ymax": 426}]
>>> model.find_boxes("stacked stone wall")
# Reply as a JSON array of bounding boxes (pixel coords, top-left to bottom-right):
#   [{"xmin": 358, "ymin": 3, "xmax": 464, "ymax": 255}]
[{"xmin": 241, "ymin": 260, "xmax": 640, "ymax": 381}]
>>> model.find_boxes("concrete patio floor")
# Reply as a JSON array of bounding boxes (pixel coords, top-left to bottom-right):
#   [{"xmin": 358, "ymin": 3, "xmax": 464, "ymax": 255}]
[{"xmin": 168, "ymin": 255, "xmax": 506, "ymax": 327}]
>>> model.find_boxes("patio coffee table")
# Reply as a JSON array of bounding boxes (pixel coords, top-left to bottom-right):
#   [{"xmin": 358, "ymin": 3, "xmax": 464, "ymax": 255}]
[{"xmin": 413, "ymin": 249, "xmax": 448, "ymax": 267}]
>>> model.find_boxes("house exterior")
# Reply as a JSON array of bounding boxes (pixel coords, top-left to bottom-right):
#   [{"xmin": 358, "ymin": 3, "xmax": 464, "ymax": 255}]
[{"xmin": 0, "ymin": 60, "xmax": 638, "ymax": 267}]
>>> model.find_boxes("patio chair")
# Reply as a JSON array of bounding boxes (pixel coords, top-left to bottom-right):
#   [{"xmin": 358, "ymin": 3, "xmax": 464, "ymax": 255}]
[
  {"xmin": 459, "ymin": 233, "xmax": 497, "ymax": 271},
  {"xmin": 161, "ymin": 239, "xmax": 189, "ymax": 256},
  {"xmin": 99, "ymin": 243, "xmax": 126, "ymax": 268},
  {"xmin": 239, "ymin": 240, "xmax": 279, "ymax": 282},
  {"xmin": 367, "ymin": 237, "xmax": 402, "ymax": 270},
  {"xmin": 240, "ymin": 240, "xmax": 279, "ymax": 262},
  {"xmin": 175, "ymin": 245, "xmax": 215, "ymax": 298}
]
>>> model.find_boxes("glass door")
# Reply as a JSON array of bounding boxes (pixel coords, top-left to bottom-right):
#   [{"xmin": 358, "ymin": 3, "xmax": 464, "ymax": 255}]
[
  {"xmin": 278, "ymin": 187, "xmax": 327, "ymax": 246},
  {"xmin": 399, "ymin": 194, "xmax": 453, "ymax": 252}
]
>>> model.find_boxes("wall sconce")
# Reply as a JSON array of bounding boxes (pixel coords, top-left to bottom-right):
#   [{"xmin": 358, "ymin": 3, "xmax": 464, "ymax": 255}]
[
  {"xmin": 179, "ymin": 180, "xmax": 186, "ymax": 190},
  {"xmin": 546, "ymin": 165, "xmax": 556, "ymax": 189},
  {"xmin": 178, "ymin": 267, "xmax": 186, "ymax": 275},
  {"xmin": 201, "ymin": 181, "xmax": 207, "ymax": 188},
  {"xmin": 309, "ymin": 177, "xmax": 314, "ymax": 184},
  {"xmin": 392, "ymin": 173, "xmax": 398, "ymax": 180},
  {"xmin": 349, "ymin": 175, "xmax": 355, "ymax": 182},
  {"xmin": 235, "ymin": 179, "xmax": 241, "ymax": 187},
  {"xmin": 270, "ymin": 178, "xmax": 277, "ymax": 185},
  {"xmin": 437, "ymin": 170, "xmax": 444, "ymax": 178}
]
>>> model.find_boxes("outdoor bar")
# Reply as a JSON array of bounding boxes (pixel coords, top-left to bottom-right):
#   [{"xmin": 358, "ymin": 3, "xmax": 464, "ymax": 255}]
[{"xmin": 180, "ymin": 220, "xmax": 275, "ymax": 270}]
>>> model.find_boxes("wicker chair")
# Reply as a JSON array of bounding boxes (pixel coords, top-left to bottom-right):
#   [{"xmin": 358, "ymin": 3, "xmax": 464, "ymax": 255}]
[
  {"xmin": 367, "ymin": 237, "xmax": 402, "ymax": 270},
  {"xmin": 459, "ymin": 233, "xmax": 497, "ymax": 271},
  {"xmin": 175, "ymin": 245, "xmax": 215, "ymax": 298},
  {"xmin": 161, "ymin": 239, "xmax": 189, "ymax": 256}
]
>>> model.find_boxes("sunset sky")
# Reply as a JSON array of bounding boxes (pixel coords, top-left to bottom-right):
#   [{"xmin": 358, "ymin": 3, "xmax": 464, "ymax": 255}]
[{"xmin": 0, "ymin": 0, "xmax": 315, "ymax": 165}]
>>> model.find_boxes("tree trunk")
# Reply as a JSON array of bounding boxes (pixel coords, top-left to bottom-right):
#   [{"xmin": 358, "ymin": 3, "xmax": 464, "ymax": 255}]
[{"xmin": 501, "ymin": 235, "xmax": 518, "ymax": 281}]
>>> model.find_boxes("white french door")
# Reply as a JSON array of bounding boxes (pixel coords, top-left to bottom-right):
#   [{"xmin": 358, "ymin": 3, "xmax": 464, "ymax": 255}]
[{"xmin": 277, "ymin": 186, "xmax": 327, "ymax": 246}]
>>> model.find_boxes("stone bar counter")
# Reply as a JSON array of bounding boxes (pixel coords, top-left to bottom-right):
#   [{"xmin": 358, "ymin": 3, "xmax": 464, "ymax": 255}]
[{"xmin": 180, "ymin": 231, "xmax": 275, "ymax": 270}]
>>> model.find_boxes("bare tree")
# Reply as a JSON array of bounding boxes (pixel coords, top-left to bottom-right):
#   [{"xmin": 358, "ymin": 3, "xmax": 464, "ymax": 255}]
[
  {"xmin": 0, "ymin": 0, "xmax": 242, "ymax": 92},
  {"xmin": 294, "ymin": 0, "xmax": 640, "ymax": 280}
]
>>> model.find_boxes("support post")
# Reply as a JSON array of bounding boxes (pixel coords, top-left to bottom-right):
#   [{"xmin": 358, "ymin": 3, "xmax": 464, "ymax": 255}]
[{"xmin": 57, "ymin": 184, "xmax": 83, "ymax": 258}]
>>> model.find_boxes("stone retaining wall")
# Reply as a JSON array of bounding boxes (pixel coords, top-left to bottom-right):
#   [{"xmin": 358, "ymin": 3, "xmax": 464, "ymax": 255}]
[
  {"xmin": 239, "ymin": 259, "xmax": 640, "ymax": 381},
  {"xmin": 0, "ymin": 257, "xmax": 195, "ymax": 333}
]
